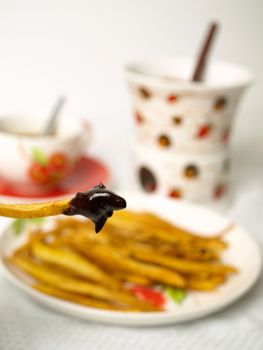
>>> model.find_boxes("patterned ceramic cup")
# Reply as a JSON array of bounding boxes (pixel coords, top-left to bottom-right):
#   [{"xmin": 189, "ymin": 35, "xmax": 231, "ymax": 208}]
[
  {"xmin": 125, "ymin": 57, "xmax": 252, "ymax": 154},
  {"xmin": 133, "ymin": 145, "xmax": 231, "ymax": 206},
  {"xmin": 0, "ymin": 115, "xmax": 90, "ymax": 193}
]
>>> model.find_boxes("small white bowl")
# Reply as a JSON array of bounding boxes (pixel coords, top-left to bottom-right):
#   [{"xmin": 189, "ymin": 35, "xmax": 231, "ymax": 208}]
[{"xmin": 0, "ymin": 115, "xmax": 90, "ymax": 192}]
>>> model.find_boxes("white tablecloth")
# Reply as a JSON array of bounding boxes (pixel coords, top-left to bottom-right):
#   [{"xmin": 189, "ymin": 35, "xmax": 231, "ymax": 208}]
[{"xmin": 0, "ymin": 122, "xmax": 263, "ymax": 350}]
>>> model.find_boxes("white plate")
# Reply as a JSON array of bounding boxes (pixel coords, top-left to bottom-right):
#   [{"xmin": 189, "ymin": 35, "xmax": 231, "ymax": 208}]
[{"xmin": 0, "ymin": 194, "xmax": 261, "ymax": 326}]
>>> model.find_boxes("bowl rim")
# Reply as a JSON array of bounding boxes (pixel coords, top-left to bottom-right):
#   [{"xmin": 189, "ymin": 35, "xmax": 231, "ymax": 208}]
[
  {"xmin": 0, "ymin": 115, "xmax": 86, "ymax": 143},
  {"xmin": 124, "ymin": 56, "xmax": 254, "ymax": 92}
]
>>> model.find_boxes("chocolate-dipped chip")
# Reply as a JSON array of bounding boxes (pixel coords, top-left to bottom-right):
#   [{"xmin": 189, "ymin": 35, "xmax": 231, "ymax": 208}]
[{"xmin": 63, "ymin": 183, "xmax": 126, "ymax": 233}]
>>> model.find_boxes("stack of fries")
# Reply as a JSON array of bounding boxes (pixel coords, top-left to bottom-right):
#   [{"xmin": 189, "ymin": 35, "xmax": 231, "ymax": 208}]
[{"xmin": 6, "ymin": 210, "xmax": 237, "ymax": 312}]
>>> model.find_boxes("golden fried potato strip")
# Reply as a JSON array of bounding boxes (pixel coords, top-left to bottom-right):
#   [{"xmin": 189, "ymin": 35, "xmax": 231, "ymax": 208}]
[
  {"xmin": 9, "ymin": 256, "xmax": 159, "ymax": 311},
  {"xmin": 7, "ymin": 208, "xmax": 237, "ymax": 312},
  {"xmin": 0, "ymin": 199, "xmax": 69, "ymax": 219},
  {"xmin": 131, "ymin": 248, "xmax": 237, "ymax": 275},
  {"xmin": 34, "ymin": 284, "xmax": 125, "ymax": 311},
  {"xmin": 108, "ymin": 211, "xmax": 227, "ymax": 252},
  {"xmin": 187, "ymin": 275, "xmax": 226, "ymax": 291},
  {"xmin": 69, "ymin": 238, "xmax": 186, "ymax": 288},
  {"xmin": 31, "ymin": 242, "xmax": 120, "ymax": 289}
]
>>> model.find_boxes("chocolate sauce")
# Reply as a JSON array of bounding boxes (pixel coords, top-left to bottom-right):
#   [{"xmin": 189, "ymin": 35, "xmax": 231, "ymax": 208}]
[{"xmin": 63, "ymin": 183, "xmax": 126, "ymax": 233}]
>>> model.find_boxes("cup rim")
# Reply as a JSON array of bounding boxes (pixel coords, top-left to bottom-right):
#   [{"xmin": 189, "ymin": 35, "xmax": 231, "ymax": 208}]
[
  {"xmin": 124, "ymin": 56, "xmax": 254, "ymax": 92},
  {"xmin": 0, "ymin": 115, "xmax": 84, "ymax": 143}
]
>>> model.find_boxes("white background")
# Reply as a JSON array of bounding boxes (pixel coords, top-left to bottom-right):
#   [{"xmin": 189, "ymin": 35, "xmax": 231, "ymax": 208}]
[{"xmin": 0, "ymin": 0, "xmax": 261, "ymax": 189}]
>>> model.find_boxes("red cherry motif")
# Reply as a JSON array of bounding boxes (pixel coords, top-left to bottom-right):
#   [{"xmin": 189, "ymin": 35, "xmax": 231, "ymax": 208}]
[
  {"xmin": 197, "ymin": 124, "xmax": 212, "ymax": 139},
  {"xmin": 49, "ymin": 153, "xmax": 68, "ymax": 172},
  {"xmin": 169, "ymin": 189, "xmax": 182, "ymax": 199},
  {"xmin": 48, "ymin": 153, "xmax": 70, "ymax": 182},
  {"xmin": 134, "ymin": 112, "xmax": 144, "ymax": 124},
  {"xmin": 130, "ymin": 285, "xmax": 166, "ymax": 309},
  {"xmin": 28, "ymin": 151, "xmax": 70, "ymax": 185},
  {"xmin": 28, "ymin": 164, "xmax": 49, "ymax": 185},
  {"xmin": 213, "ymin": 184, "xmax": 227, "ymax": 199},
  {"xmin": 167, "ymin": 94, "xmax": 178, "ymax": 103}
]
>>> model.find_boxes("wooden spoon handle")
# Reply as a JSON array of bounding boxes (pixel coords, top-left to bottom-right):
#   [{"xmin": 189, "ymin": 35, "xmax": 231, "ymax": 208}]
[{"xmin": 192, "ymin": 22, "xmax": 219, "ymax": 82}]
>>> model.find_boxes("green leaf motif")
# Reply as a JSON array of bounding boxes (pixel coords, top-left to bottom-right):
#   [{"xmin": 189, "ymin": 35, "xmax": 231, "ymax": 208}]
[
  {"xmin": 165, "ymin": 287, "xmax": 187, "ymax": 305},
  {"xmin": 28, "ymin": 217, "xmax": 46, "ymax": 224},
  {"xmin": 12, "ymin": 219, "xmax": 25, "ymax": 235},
  {"xmin": 12, "ymin": 217, "xmax": 46, "ymax": 236},
  {"xmin": 31, "ymin": 147, "xmax": 48, "ymax": 166}
]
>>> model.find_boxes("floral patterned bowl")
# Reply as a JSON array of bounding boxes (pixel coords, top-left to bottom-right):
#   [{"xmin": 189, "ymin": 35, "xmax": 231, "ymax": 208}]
[
  {"xmin": 125, "ymin": 57, "xmax": 252, "ymax": 154},
  {"xmin": 0, "ymin": 115, "xmax": 90, "ymax": 193}
]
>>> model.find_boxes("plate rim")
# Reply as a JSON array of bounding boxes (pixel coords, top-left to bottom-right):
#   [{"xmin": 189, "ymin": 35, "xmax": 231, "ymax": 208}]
[{"xmin": 0, "ymin": 196, "xmax": 262, "ymax": 326}]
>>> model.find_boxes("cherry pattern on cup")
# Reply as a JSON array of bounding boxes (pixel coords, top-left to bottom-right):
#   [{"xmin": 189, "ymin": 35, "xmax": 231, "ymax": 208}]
[
  {"xmin": 184, "ymin": 164, "xmax": 199, "ymax": 179},
  {"xmin": 135, "ymin": 152, "xmax": 230, "ymax": 204},
  {"xmin": 172, "ymin": 115, "xmax": 183, "ymax": 126},
  {"xmin": 167, "ymin": 94, "xmax": 178, "ymax": 103},
  {"xmin": 138, "ymin": 166, "xmax": 157, "ymax": 193},
  {"xmin": 196, "ymin": 123, "xmax": 212, "ymax": 139},
  {"xmin": 139, "ymin": 87, "xmax": 151, "ymax": 99},
  {"xmin": 134, "ymin": 111, "xmax": 144, "ymax": 124},
  {"xmin": 129, "ymin": 77, "xmax": 241, "ymax": 152},
  {"xmin": 28, "ymin": 148, "xmax": 70, "ymax": 185},
  {"xmin": 213, "ymin": 183, "xmax": 227, "ymax": 199},
  {"xmin": 168, "ymin": 188, "xmax": 183, "ymax": 199},
  {"xmin": 213, "ymin": 96, "xmax": 227, "ymax": 111},
  {"xmin": 158, "ymin": 134, "xmax": 171, "ymax": 148},
  {"xmin": 133, "ymin": 87, "xmax": 232, "ymax": 203}
]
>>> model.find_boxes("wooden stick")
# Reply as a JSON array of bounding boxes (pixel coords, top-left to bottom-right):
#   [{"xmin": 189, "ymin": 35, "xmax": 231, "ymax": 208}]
[{"xmin": 192, "ymin": 22, "xmax": 219, "ymax": 82}]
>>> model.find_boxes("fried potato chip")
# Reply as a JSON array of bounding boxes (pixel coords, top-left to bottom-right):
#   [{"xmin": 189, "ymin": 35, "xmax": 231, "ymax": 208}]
[
  {"xmin": 131, "ymin": 248, "xmax": 237, "ymax": 275},
  {"xmin": 34, "ymin": 284, "xmax": 124, "ymax": 311},
  {"xmin": 187, "ymin": 275, "xmax": 226, "ymax": 291},
  {"xmin": 70, "ymin": 240, "xmax": 186, "ymax": 288},
  {"xmin": 7, "ymin": 209, "xmax": 237, "ymax": 312},
  {"xmin": 108, "ymin": 211, "xmax": 227, "ymax": 252},
  {"xmin": 31, "ymin": 242, "xmax": 120, "ymax": 289},
  {"xmin": 9, "ymin": 256, "xmax": 159, "ymax": 311}
]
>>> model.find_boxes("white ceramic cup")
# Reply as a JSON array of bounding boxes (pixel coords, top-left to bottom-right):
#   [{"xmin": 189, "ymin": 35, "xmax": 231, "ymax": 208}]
[
  {"xmin": 0, "ymin": 115, "xmax": 90, "ymax": 192},
  {"xmin": 125, "ymin": 57, "xmax": 253, "ymax": 154},
  {"xmin": 133, "ymin": 145, "xmax": 231, "ymax": 206}
]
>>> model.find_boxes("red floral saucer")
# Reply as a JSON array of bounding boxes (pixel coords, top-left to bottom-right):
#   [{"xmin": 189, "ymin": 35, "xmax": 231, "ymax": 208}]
[{"xmin": 0, "ymin": 157, "xmax": 110, "ymax": 200}]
